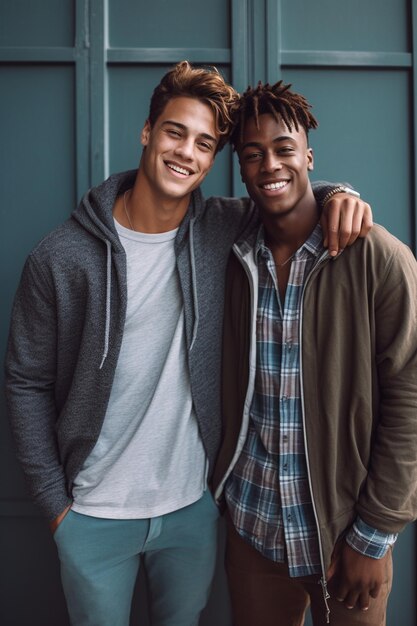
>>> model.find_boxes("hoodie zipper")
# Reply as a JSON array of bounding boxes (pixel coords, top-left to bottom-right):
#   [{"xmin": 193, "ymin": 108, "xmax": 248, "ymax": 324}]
[
  {"xmin": 188, "ymin": 217, "xmax": 199, "ymax": 352},
  {"xmin": 99, "ymin": 239, "xmax": 112, "ymax": 369}
]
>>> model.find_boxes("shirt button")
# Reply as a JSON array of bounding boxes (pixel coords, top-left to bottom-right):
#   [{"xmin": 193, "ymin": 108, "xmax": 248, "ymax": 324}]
[
  {"xmin": 283, "ymin": 463, "xmax": 288, "ymax": 471},
  {"xmin": 282, "ymin": 435, "xmax": 288, "ymax": 442},
  {"xmin": 287, "ymin": 514, "xmax": 292, "ymax": 522},
  {"xmin": 282, "ymin": 395, "xmax": 288, "ymax": 402}
]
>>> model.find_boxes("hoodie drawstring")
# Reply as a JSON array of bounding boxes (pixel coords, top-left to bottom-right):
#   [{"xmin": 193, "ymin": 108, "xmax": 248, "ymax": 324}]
[
  {"xmin": 189, "ymin": 217, "xmax": 199, "ymax": 351},
  {"xmin": 99, "ymin": 239, "xmax": 112, "ymax": 369}
]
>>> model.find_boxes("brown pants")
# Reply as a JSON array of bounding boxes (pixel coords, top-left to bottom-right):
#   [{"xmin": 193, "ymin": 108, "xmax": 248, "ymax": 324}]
[{"xmin": 225, "ymin": 517, "xmax": 392, "ymax": 626}]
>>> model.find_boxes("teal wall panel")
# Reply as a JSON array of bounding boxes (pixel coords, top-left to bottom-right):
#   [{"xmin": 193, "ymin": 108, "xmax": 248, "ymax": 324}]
[
  {"xmin": 202, "ymin": 144, "xmax": 233, "ymax": 198},
  {"xmin": 282, "ymin": 68, "xmax": 413, "ymax": 245},
  {"xmin": 388, "ymin": 525, "xmax": 416, "ymax": 624},
  {"xmin": 281, "ymin": 0, "xmax": 410, "ymax": 52},
  {"xmin": 108, "ymin": 65, "xmax": 163, "ymax": 174},
  {"xmin": 108, "ymin": 0, "xmax": 230, "ymax": 48},
  {"xmin": 0, "ymin": 0, "xmax": 74, "ymax": 47},
  {"xmin": 0, "ymin": 65, "xmax": 76, "ymax": 325}
]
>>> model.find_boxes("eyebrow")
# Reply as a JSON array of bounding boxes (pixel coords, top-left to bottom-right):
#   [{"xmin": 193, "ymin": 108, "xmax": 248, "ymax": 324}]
[
  {"xmin": 241, "ymin": 135, "xmax": 296, "ymax": 150},
  {"xmin": 162, "ymin": 120, "xmax": 217, "ymax": 144}
]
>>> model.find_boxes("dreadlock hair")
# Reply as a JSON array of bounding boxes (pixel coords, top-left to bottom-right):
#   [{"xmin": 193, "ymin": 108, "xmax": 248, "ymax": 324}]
[
  {"xmin": 148, "ymin": 61, "xmax": 240, "ymax": 152},
  {"xmin": 230, "ymin": 80, "xmax": 318, "ymax": 150}
]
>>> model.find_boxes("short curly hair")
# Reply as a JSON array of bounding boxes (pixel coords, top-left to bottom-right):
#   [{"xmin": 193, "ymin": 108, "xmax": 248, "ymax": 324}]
[
  {"xmin": 148, "ymin": 61, "xmax": 240, "ymax": 152},
  {"xmin": 231, "ymin": 80, "xmax": 318, "ymax": 149}
]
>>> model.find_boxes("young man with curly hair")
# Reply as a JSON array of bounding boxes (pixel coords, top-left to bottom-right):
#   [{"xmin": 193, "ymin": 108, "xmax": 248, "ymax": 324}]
[{"xmin": 213, "ymin": 80, "xmax": 417, "ymax": 626}]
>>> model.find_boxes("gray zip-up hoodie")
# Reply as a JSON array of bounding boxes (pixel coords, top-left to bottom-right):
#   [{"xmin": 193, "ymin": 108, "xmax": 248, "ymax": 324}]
[{"xmin": 5, "ymin": 170, "xmax": 337, "ymax": 520}]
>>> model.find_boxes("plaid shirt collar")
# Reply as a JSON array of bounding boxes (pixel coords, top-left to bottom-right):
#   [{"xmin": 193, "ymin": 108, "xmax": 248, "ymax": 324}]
[{"xmin": 254, "ymin": 222, "xmax": 325, "ymax": 266}]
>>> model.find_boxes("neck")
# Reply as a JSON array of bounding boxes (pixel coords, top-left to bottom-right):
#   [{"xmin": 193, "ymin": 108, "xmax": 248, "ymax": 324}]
[
  {"xmin": 262, "ymin": 196, "xmax": 319, "ymax": 258},
  {"xmin": 114, "ymin": 167, "xmax": 192, "ymax": 234}
]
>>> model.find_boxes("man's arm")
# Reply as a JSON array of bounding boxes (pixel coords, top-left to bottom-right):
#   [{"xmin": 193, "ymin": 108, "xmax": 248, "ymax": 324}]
[
  {"xmin": 5, "ymin": 253, "xmax": 71, "ymax": 521},
  {"xmin": 311, "ymin": 181, "xmax": 373, "ymax": 256},
  {"xmin": 327, "ymin": 517, "xmax": 396, "ymax": 611},
  {"xmin": 327, "ymin": 236, "xmax": 417, "ymax": 611},
  {"xmin": 49, "ymin": 503, "xmax": 72, "ymax": 533},
  {"xmin": 327, "ymin": 538, "xmax": 392, "ymax": 612}
]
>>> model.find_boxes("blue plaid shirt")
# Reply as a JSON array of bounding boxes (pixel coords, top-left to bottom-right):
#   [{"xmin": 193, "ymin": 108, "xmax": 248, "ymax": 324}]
[{"xmin": 225, "ymin": 224, "xmax": 396, "ymax": 577}]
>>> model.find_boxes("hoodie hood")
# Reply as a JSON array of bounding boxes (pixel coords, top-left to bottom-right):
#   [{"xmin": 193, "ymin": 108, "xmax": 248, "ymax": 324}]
[
  {"xmin": 71, "ymin": 170, "xmax": 138, "ymax": 368},
  {"xmin": 70, "ymin": 169, "xmax": 206, "ymax": 366},
  {"xmin": 72, "ymin": 168, "xmax": 206, "ymax": 250},
  {"xmin": 71, "ymin": 170, "xmax": 137, "ymax": 251}
]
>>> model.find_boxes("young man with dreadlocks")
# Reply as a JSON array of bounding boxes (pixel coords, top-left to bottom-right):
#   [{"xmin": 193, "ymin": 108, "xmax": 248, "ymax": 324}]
[
  {"xmin": 6, "ymin": 60, "xmax": 372, "ymax": 626},
  {"xmin": 213, "ymin": 81, "xmax": 417, "ymax": 625}
]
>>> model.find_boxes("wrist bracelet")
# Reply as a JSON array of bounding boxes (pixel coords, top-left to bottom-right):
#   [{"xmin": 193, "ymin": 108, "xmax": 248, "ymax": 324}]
[{"xmin": 322, "ymin": 185, "xmax": 361, "ymax": 207}]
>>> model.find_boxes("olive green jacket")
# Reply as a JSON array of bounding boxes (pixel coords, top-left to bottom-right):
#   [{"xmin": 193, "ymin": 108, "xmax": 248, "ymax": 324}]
[{"xmin": 213, "ymin": 223, "xmax": 417, "ymax": 574}]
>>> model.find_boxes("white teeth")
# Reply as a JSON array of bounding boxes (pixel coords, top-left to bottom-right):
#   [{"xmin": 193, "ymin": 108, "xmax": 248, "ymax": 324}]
[
  {"xmin": 167, "ymin": 163, "xmax": 191, "ymax": 176},
  {"xmin": 262, "ymin": 181, "xmax": 288, "ymax": 190}
]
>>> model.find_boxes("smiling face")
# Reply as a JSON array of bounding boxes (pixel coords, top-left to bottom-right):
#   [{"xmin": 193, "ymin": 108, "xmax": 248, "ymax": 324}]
[
  {"xmin": 139, "ymin": 96, "xmax": 218, "ymax": 205},
  {"xmin": 238, "ymin": 113, "xmax": 314, "ymax": 219}
]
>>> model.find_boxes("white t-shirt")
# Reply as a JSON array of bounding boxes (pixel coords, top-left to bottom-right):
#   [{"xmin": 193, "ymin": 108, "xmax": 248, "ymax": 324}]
[{"xmin": 72, "ymin": 219, "xmax": 207, "ymax": 518}]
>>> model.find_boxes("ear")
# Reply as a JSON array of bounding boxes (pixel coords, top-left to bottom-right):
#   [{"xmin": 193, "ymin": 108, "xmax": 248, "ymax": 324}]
[
  {"xmin": 307, "ymin": 147, "xmax": 314, "ymax": 171},
  {"xmin": 141, "ymin": 120, "xmax": 151, "ymax": 147}
]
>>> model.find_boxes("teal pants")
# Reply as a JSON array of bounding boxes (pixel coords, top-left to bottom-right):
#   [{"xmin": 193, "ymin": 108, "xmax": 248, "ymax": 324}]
[{"xmin": 53, "ymin": 491, "xmax": 219, "ymax": 626}]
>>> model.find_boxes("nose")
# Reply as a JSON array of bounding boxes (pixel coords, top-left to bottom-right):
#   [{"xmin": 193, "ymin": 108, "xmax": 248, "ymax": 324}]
[
  {"xmin": 174, "ymin": 136, "xmax": 194, "ymax": 161},
  {"xmin": 261, "ymin": 151, "xmax": 282, "ymax": 173}
]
